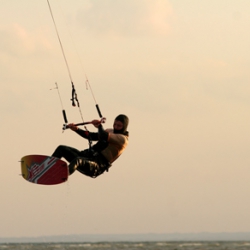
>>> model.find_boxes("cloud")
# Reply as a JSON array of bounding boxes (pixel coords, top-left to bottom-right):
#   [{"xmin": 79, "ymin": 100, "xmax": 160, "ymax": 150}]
[
  {"xmin": 0, "ymin": 24, "xmax": 52, "ymax": 57},
  {"xmin": 76, "ymin": 0, "xmax": 173, "ymax": 37},
  {"xmin": 0, "ymin": 23, "xmax": 58, "ymax": 85}
]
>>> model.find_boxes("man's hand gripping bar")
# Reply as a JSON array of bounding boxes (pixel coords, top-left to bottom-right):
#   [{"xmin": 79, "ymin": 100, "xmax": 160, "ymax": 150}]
[{"xmin": 63, "ymin": 117, "xmax": 106, "ymax": 130}]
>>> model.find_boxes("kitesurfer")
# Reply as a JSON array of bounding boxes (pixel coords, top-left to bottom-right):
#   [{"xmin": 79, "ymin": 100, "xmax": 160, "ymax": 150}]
[{"xmin": 52, "ymin": 114, "xmax": 129, "ymax": 178}]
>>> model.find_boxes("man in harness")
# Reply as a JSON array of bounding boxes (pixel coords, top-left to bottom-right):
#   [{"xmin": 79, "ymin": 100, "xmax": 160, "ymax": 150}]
[{"xmin": 52, "ymin": 114, "xmax": 129, "ymax": 178}]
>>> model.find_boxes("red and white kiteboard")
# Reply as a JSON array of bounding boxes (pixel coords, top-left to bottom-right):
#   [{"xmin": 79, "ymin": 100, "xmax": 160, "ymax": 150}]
[{"xmin": 20, "ymin": 155, "xmax": 68, "ymax": 185}]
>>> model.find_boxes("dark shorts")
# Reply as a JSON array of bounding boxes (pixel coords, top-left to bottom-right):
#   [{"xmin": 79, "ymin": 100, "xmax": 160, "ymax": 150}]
[
  {"xmin": 71, "ymin": 150, "xmax": 110, "ymax": 178},
  {"xmin": 52, "ymin": 145, "xmax": 110, "ymax": 178}
]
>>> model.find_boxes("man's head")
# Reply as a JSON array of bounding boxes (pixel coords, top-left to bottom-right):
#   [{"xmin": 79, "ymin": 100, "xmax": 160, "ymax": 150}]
[{"xmin": 113, "ymin": 114, "xmax": 129, "ymax": 134}]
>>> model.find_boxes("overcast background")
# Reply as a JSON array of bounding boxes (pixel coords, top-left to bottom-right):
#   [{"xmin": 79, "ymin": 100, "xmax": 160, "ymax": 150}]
[{"xmin": 1, "ymin": 0, "xmax": 250, "ymax": 238}]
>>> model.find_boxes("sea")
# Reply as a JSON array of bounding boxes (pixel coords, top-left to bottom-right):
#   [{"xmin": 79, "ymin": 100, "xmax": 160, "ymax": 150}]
[{"xmin": 1, "ymin": 242, "xmax": 250, "ymax": 250}]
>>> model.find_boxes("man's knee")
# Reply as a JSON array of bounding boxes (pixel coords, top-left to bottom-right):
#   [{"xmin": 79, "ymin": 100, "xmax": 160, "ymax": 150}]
[{"xmin": 52, "ymin": 145, "xmax": 66, "ymax": 158}]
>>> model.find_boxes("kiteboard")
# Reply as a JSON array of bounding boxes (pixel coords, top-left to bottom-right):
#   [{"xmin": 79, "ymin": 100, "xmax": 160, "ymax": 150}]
[{"xmin": 20, "ymin": 155, "xmax": 68, "ymax": 185}]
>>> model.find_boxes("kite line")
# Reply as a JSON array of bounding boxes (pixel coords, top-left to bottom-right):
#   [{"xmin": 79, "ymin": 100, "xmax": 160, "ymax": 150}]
[{"xmin": 47, "ymin": 0, "xmax": 103, "ymax": 127}]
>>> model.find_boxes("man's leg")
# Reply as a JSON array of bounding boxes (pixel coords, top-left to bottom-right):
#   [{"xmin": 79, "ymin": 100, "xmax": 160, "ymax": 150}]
[
  {"xmin": 68, "ymin": 157, "xmax": 102, "ymax": 177},
  {"xmin": 52, "ymin": 145, "xmax": 81, "ymax": 162}
]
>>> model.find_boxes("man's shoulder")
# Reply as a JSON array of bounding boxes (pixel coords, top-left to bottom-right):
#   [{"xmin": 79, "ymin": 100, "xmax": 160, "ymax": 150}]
[
  {"xmin": 106, "ymin": 130, "xmax": 128, "ymax": 144},
  {"xmin": 105, "ymin": 128, "xmax": 113, "ymax": 133},
  {"xmin": 106, "ymin": 129, "xmax": 128, "ymax": 138}
]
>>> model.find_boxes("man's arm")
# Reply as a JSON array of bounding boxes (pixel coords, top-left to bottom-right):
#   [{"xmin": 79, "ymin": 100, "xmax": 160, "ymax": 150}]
[
  {"xmin": 91, "ymin": 120, "xmax": 109, "ymax": 141},
  {"xmin": 67, "ymin": 123, "xmax": 99, "ymax": 141},
  {"xmin": 97, "ymin": 124, "xmax": 109, "ymax": 141}
]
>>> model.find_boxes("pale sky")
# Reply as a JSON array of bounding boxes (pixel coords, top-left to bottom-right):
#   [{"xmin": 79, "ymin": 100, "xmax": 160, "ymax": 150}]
[{"xmin": 1, "ymin": 0, "xmax": 250, "ymax": 238}]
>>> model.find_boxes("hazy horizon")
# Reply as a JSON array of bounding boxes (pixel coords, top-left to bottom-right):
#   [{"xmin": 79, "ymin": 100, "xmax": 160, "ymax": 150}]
[{"xmin": 2, "ymin": 232, "xmax": 250, "ymax": 243}]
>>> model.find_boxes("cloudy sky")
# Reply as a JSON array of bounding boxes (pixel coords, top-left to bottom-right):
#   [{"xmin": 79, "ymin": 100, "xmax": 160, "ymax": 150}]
[{"xmin": 1, "ymin": 0, "xmax": 250, "ymax": 238}]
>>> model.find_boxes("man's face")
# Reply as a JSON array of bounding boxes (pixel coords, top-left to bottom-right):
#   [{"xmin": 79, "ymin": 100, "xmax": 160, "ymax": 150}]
[{"xmin": 113, "ymin": 120, "xmax": 123, "ymax": 131}]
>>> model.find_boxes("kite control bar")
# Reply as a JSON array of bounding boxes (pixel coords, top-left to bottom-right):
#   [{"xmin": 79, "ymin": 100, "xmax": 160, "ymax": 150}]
[{"xmin": 63, "ymin": 117, "xmax": 106, "ymax": 130}]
